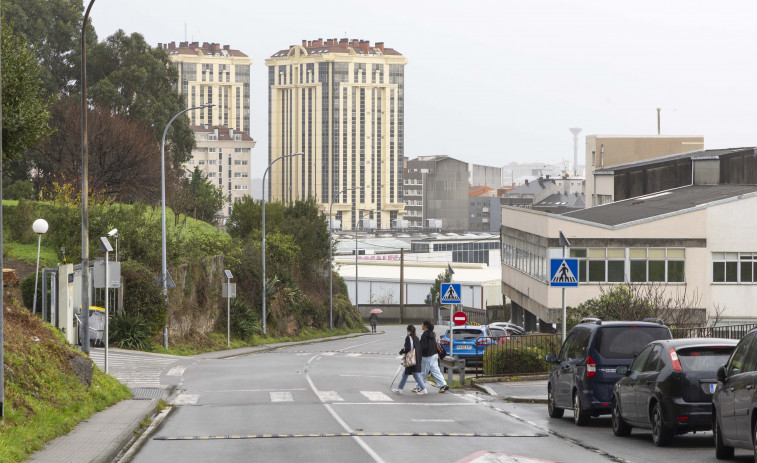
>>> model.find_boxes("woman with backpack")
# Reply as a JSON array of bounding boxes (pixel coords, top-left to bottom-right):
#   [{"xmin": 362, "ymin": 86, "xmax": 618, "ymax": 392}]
[
  {"xmin": 419, "ymin": 320, "xmax": 449, "ymax": 393},
  {"xmin": 393, "ymin": 325, "xmax": 427, "ymax": 394}
]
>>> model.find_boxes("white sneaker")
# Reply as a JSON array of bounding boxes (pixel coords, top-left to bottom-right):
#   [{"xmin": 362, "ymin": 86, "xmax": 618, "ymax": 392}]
[
  {"xmin": 392, "ymin": 388, "xmax": 403, "ymax": 394},
  {"xmin": 417, "ymin": 389, "xmax": 428, "ymax": 395}
]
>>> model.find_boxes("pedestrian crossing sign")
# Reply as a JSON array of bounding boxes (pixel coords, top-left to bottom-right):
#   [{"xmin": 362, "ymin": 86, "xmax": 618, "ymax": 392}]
[
  {"xmin": 440, "ymin": 283, "xmax": 462, "ymax": 304},
  {"xmin": 550, "ymin": 259, "xmax": 579, "ymax": 287}
]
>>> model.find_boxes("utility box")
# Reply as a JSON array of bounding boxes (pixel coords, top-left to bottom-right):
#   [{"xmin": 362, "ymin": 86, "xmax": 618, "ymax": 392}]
[
  {"xmin": 57, "ymin": 263, "xmax": 76, "ymax": 345},
  {"xmin": 326, "ymin": 218, "xmax": 342, "ymax": 230},
  {"xmin": 93, "ymin": 261, "xmax": 121, "ymax": 289},
  {"xmin": 391, "ymin": 219, "xmax": 409, "ymax": 230},
  {"xmin": 427, "ymin": 219, "xmax": 442, "ymax": 229},
  {"xmin": 360, "ymin": 219, "xmax": 377, "ymax": 230}
]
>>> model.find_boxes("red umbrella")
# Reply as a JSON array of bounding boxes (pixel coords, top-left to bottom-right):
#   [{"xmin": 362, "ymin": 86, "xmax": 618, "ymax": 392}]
[{"xmin": 370, "ymin": 308, "xmax": 383, "ymax": 314}]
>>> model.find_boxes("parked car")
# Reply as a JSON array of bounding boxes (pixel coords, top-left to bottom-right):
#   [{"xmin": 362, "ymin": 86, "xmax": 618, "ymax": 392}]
[
  {"xmin": 611, "ymin": 338, "xmax": 737, "ymax": 446},
  {"xmin": 545, "ymin": 318, "xmax": 672, "ymax": 426},
  {"xmin": 440, "ymin": 325, "xmax": 504, "ymax": 363},
  {"xmin": 488, "ymin": 322, "xmax": 525, "ymax": 336},
  {"xmin": 712, "ymin": 328, "xmax": 757, "ymax": 459}
]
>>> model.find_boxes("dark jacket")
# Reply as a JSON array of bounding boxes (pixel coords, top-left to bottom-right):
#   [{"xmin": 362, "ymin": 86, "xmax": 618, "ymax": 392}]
[
  {"xmin": 399, "ymin": 334, "xmax": 422, "ymax": 374},
  {"xmin": 420, "ymin": 330, "xmax": 437, "ymax": 357}
]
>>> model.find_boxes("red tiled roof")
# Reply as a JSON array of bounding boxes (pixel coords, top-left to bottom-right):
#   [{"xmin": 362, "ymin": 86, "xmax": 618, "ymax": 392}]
[
  {"xmin": 191, "ymin": 125, "xmax": 255, "ymax": 142},
  {"xmin": 159, "ymin": 41, "xmax": 249, "ymax": 58},
  {"xmin": 270, "ymin": 38, "xmax": 402, "ymax": 58}
]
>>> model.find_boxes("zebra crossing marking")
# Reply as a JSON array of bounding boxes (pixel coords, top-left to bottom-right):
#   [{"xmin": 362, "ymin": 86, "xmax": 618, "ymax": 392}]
[
  {"xmin": 167, "ymin": 366, "xmax": 186, "ymax": 376},
  {"xmin": 344, "ymin": 353, "xmax": 362, "ymax": 357},
  {"xmin": 360, "ymin": 391, "xmax": 392, "ymax": 402},
  {"xmin": 269, "ymin": 391, "xmax": 294, "ymax": 402},
  {"xmin": 316, "ymin": 391, "xmax": 344, "ymax": 402},
  {"xmin": 173, "ymin": 393, "xmax": 200, "ymax": 405}
]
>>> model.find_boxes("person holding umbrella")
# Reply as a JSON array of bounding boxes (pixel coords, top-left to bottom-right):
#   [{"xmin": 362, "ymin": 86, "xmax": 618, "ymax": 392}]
[{"xmin": 369, "ymin": 308, "xmax": 382, "ymax": 333}]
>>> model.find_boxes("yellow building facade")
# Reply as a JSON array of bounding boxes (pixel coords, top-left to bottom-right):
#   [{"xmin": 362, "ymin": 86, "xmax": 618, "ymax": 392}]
[
  {"xmin": 161, "ymin": 41, "xmax": 252, "ymax": 135},
  {"xmin": 266, "ymin": 38, "xmax": 407, "ymax": 230}
]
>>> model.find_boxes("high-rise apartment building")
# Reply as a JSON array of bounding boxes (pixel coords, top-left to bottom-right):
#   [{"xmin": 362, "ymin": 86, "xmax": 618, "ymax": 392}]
[
  {"xmin": 186, "ymin": 125, "xmax": 256, "ymax": 220},
  {"xmin": 265, "ymin": 38, "xmax": 408, "ymax": 230},
  {"xmin": 160, "ymin": 41, "xmax": 252, "ymax": 134}
]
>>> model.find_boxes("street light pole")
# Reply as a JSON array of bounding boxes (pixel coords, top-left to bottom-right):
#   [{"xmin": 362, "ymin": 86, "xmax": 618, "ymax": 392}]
[
  {"xmin": 329, "ymin": 186, "xmax": 361, "ymax": 330},
  {"xmin": 355, "ymin": 211, "xmax": 369, "ymax": 317},
  {"xmin": 161, "ymin": 103, "xmax": 213, "ymax": 349},
  {"xmin": 80, "ymin": 0, "xmax": 97, "ymax": 355},
  {"xmin": 32, "ymin": 219, "xmax": 49, "ymax": 315},
  {"xmin": 261, "ymin": 152, "xmax": 303, "ymax": 335}
]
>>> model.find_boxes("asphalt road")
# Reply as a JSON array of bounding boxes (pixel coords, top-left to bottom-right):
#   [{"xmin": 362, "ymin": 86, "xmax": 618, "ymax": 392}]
[{"xmin": 128, "ymin": 325, "xmax": 749, "ymax": 463}]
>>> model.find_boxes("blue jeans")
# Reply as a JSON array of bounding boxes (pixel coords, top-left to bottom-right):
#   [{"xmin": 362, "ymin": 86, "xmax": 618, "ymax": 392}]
[
  {"xmin": 421, "ymin": 354, "xmax": 447, "ymax": 387},
  {"xmin": 397, "ymin": 369, "xmax": 426, "ymax": 390}
]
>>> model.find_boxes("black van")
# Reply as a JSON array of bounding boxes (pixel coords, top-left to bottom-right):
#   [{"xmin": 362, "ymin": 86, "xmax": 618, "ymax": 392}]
[{"xmin": 546, "ymin": 319, "xmax": 672, "ymax": 426}]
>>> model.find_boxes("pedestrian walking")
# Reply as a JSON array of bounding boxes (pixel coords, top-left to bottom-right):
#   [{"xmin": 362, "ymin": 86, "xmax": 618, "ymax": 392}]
[
  {"xmin": 393, "ymin": 325, "xmax": 427, "ymax": 394},
  {"xmin": 369, "ymin": 312, "xmax": 378, "ymax": 333},
  {"xmin": 419, "ymin": 320, "xmax": 449, "ymax": 393}
]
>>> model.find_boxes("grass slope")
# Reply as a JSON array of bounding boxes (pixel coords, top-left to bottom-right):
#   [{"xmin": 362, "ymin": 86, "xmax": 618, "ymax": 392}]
[{"xmin": 0, "ymin": 286, "xmax": 131, "ymax": 462}]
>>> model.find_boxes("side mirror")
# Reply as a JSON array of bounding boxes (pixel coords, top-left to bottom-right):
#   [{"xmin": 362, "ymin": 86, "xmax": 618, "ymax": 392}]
[
  {"xmin": 616, "ymin": 366, "xmax": 629, "ymax": 376},
  {"xmin": 717, "ymin": 365, "xmax": 727, "ymax": 383},
  {"xmin": 545, "ymin": 353, "xmax": 557, "ymax": 363}
]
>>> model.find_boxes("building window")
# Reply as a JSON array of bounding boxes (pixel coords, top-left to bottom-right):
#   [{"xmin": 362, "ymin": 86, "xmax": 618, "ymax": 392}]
[
  {"xmin": 712, "ymin": 252, "xmax": 757, "ymax": 283},
  {"xmin": 569, "ymin": 247, "xmax": 685, "ymax": 283},
  {"xmin": 208, "ymin": 160, "xmax": 217, "ymax": 165},
  {"xmin": 208, "ymin": 172, "xmax": 217, "ymax": 178},
  {"xmin": 198, "ymin": 160, "xmax": 205, "ymax": 165}
]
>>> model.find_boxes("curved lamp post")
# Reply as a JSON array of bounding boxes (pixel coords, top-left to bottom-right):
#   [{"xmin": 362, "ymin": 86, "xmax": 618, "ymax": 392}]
[
  {"xmin": 262, "ymin": 152, "xmax": 303, "ymax": 335},
  {"xmin": 161, "ymin": 103, "xmax": 214, "ymax": 349},
  {"xmin": 80, "ymin": 0, "xmax": 97, "ymax": 354},
  {"xmin": 32, "ymin": 219, "xmax": 49, "ymax": 315},
  {"xmin": 328, "ymin": 186, "xmax": 361, "ymax": 330}
]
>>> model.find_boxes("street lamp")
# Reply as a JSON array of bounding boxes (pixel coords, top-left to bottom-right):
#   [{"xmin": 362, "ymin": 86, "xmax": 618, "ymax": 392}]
[
  {"xmin": 32, "ymin": 219, "xmax": 49, "ymax": 315},
  {"xmin": 261, "ymin": 152, "xmax": 303, "ymax": 335},
  {"xmin": 99, "ymin": 236, "xmax": 113, "ymax": 373},
  {"xmin": 161, "ymin": 103, "xmax": 214, "ymax": 349},
  {"xmin": 80, "ymin": 0, "xmax": 97, "ymax": 355},
  {"xmin": 107, "ymin": 228, "xmax": 119, "ymax": 262},
  {"xmin": 329, "ymin": 186, "xmax": 361, "ymax": 330},
  {"xmin": 355, "ymin": 211, "xmax": 369, "ymax": 317}
]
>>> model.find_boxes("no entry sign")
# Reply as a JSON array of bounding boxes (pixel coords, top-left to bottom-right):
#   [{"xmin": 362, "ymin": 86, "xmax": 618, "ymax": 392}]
[{"xmin": 453, "ymin": 311, "xmax": 467, "ymax": 326}]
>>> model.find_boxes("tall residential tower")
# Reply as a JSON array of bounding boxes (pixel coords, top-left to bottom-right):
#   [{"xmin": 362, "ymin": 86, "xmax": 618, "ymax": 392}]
[{"xmin": 266, "ymin": 38, "xmax": 407, "ymax": 230}]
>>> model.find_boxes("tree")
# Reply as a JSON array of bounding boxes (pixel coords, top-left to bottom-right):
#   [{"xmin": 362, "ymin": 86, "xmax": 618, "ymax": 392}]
[
  {"xmin": 174, "ymin": 167, "xmax": 224, "ymax": 224},
  {"xmin": 29, "ymin": 97, "xmax": 162, "ymax": 203},
  {"xmin": 425, "ymin": 269, "xmax": 451, "ymax": 305},
  {"xmin": 1, "ymin": 20, "xmax": 52, "ymax": 162},
  {"xmin": 2, "ymin": 0, "xmax": 93, "ymax": 96},
  {"xmin": 88, "ymin": 30, "xmax": 194, "ymax": 169}
]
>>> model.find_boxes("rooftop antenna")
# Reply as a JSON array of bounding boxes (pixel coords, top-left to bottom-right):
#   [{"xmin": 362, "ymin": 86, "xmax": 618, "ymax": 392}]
[{"xmin": 569, "ymin": 128, "xmax": 582, "ymax": 177}]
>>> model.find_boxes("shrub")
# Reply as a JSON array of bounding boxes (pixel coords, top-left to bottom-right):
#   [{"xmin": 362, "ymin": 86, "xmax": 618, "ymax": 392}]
[
  {"xmin": 121, "ymin": 260, "xmax": 165, "ymax": 335},
  {"xmin": 483, "ymin": 345, "xmax": 551, "ymax": 375},
  {"xmin": 20, "ymin": 273, "xmax": 42, "ymax": 311},
  {"xmin": 231, "ymin": 298, "xmax": 262, "ymax": 340},
  {"xmin": 110, "ymin": 313, "xmax": 151, "ymax": 350}
]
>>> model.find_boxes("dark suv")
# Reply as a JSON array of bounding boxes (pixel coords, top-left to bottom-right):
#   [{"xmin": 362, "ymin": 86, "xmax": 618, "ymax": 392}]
[
  {"xmin": 711, "ymin": 328, "xmax": 757, "ymax": 459},
  {"xmin": 545, "ymin": 319, "xmax": 672, "ymax": 426}
]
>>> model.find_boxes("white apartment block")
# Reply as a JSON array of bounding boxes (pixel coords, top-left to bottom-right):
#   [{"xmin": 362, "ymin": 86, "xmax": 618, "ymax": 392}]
[{"xmin": 186, "ymin": 125, "xmax": 256, "ymax": 220}]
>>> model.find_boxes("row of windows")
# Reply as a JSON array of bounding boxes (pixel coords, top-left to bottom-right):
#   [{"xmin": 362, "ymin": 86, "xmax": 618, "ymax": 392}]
[
  {"xmin": 568, "ymin": 248, "xmax": 686, "ymax": 283},
  {"xmin": 713, "ymin": 252, "xmax": 757, "ymax": 283}
]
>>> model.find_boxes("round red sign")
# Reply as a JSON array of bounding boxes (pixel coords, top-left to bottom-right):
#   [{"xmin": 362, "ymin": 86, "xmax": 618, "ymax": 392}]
[{"xmin": 453, "ymin": 311, "xmax": 467, "ymax": 326}]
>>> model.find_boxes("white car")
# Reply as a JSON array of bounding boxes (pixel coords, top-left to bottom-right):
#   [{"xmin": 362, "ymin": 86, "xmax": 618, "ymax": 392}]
[{"xmin": 487, "ymin": 322, "xmax": 525, "ymax": 336}]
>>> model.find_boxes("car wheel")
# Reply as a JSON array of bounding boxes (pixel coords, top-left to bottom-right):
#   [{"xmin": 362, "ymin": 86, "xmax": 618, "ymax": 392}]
[
  {"xmin": 612, "ymin": 397, "xmax": 632, "ymax": 437},
  {"xmin": 573, "ymin": 391, "xmax": 590, "ymax": 426},
  {"xmin": 547, "ymin": 385, "xmax": 564, "ymax": 418},
  {"xmin": 713, "ymin": 413, "xmax": 733, "ymax": 459},
  {"xmin": 651, "ymin": 402, "xmax": 673, "ymax": 447}
]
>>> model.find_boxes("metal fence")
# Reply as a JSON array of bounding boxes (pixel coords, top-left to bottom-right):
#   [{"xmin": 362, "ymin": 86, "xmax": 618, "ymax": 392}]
[
  {"xmin": 670, "ymin": 324, "xmax": 757, "ymax": 340},
  {"xmin": 469, "ymin": 333, "xmax": 562, "ymax": 378}
]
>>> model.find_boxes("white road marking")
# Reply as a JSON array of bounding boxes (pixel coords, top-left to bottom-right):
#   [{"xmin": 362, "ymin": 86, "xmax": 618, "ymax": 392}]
[
  {"xmin": 304, "ymin": 355, "xmax": 385, "ymax": 463},
  {"xmin": 412, "ymin": 419, "xmax": 455, "ymax": 422},
  {"xmin": 173, "ymin": 393, "xmax": 200, "ymax": 405},
  {"xmin": 322, "ymin": 352, "xmax": 336, "ymax": 356},
  {"xmin": 317, "ymin": 391, "xmax": 344, "ymax": 402},
  {"xmin": 270, "ymin": 391, "xmax": 294, "ymax": 402},
  {"xmin": 166, "ymin": 366, "xmax": 186, "ymax": 376},
  {"xmin": 360, "ymin": 391, "xmax": 392, "ymax": 402},
  {"xmin": 333, "ymin": 402, "xmax": 478, "ymax": 406},
  {"xmin": 345, "ymin": 353, "xmax": 362, "ymax": 357},
  {"xmin": 192, "ymin": 388, "xmax": 306, "ymax": 393},
  {"xmin": 340, "ymin": 375, "xmax": 387, "ymax": 379}
]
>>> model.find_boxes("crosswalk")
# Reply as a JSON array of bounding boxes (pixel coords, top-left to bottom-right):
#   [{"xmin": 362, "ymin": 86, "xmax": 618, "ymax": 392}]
[
  {"xmin": 172, "ymin": 389, "xmax": 436, "ymax": 406},
  {"xmin": 88, "ymin": 348, "xmax": 180, "ymax": 389}
]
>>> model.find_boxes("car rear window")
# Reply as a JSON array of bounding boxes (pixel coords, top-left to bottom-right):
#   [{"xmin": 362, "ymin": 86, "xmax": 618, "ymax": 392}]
[
  {"xmin": 595, "ymin": 326, "xmax": 672, "ymax": 359},
  {"xmin": 678, "ymin": 346, "xmax": 735, "ymax": 371},
  {"xmin": 451, "ymin": 329, "xmax": 485, "ymax": 340}
]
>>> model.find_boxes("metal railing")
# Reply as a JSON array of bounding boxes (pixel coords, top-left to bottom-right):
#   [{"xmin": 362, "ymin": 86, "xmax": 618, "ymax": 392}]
[
  {"xmin": 470, "ymin": 333, "xmax": 562, "ymax": 378},
  {"xmin": 670, "ymin": 324, "xmax": 757, "ymax": 340}
]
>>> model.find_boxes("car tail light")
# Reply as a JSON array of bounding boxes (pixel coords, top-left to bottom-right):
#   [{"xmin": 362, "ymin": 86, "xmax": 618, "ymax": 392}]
[
  {"xmin": 476, "ymin": 338, "xmax": 490, "ymax": 346},
  {"xmin": 677, "ymin": 416, "xmax": 689, "ymax": 424},
  {"xmin": 670, "ymin": 348, "xmax": 682, "ymax": 371},
  {"xmin": 440, "ymin": 340, "xmax": 450, "ymax": 346},
  {"xmin": 586, "ymin": 356, "xmax": 596, "ymax": 377}
]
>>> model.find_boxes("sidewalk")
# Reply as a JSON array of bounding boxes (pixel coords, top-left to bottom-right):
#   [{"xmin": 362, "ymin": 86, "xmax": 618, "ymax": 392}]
[
  {"xmin": 28, "ymin": 330, "xmax": 372, "ymax": 463},
  {"xmin": 474, "ymin": 379, "xmax": 548, "ymax": 403}
]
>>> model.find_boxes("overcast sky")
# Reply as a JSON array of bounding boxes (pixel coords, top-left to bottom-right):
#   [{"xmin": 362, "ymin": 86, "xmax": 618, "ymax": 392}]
[{"xmin": 92, "ymin": 0, "xmax": 757, "ymax": 178}]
